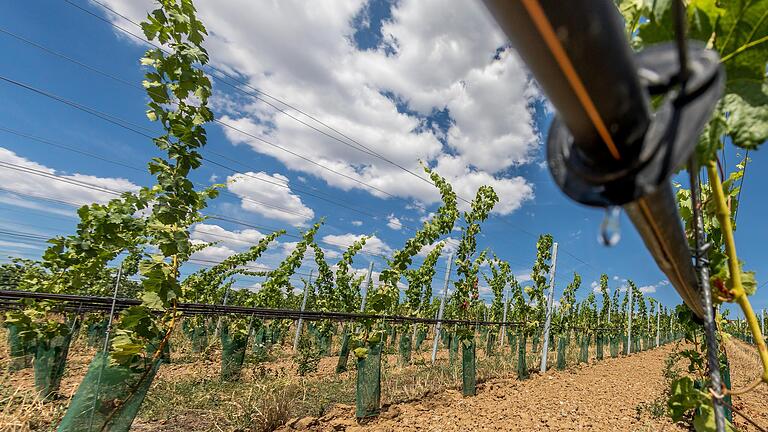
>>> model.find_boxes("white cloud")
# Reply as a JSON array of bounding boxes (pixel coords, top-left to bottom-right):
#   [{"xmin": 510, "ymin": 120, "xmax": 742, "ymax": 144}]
[
  {"xmin": 97, "ymin": 0, "xmax": 538, "ymax": 216},
  {"xmin": 351, "ymin": 220, "xmax": 363, "ymax": 226},
  {"xmin": 226, "ymin": 171, "xmax": 315, "ymax": 226},
  {"xmin": 386, "ymin": 214, "xmax": 402, "ymax": 230},
  {"xmin": 190, "ymin": 240, "xmax": 237, "ymax": 262},
  {"xmin": 418, "ymin": 212, "xmax": 435, "ymax": 223},
  {"xmin": 322, "ymin": 233, "xmax": 392, "ymax": 256},
  {"xmin": 417, "ymin": 237, "xmax": 458, "ymax": 257},
  {"xmin": 515, "ymin": 272, "xmax": 532, "ymax": 283},
  {"xmin": 0, "ymin": 147, "xmax": 139, "ymax": 209},
  {"xmin": 191, "ymin": 223, "xmax": 266, "ymax": 249},
  {"xmin": 0, "ymin": 193, "xmax": 74, "ymax": 217},
  {"xmin": 638, "ymin": 280, "xmax": 670, "ymax": 294}
]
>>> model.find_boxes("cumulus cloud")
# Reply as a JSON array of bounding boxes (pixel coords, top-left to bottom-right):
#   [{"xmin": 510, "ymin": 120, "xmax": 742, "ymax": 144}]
[
  {"xmin": 190, "ymin": 223, "xmax": 281, "ymax": 263},
  {"xmin": 191, "ymin": 223, "xmax": 268, "ymax": 248},
  {"xmin": 351, "ymin": 220, "xmax": 363, "ymax": 226},
  {"xmin": 98, "ymin": 0, "xmax": 538, "ymax": 216},
  {"xmin": 0, "ymin": 147, "xmax": 139, "ymax": 210},
  {"xmin": 417, "ymin": 237, "xmax": 458, "ymax": 258},
  {"xmin": 386, "ymin": 214, "xmax": 402, "ymax": 230},
  {"xmin": 638, "ymin": 280, "xmax": 670, "ymax": 294},
  {"xmin": 322, "ymin": 233, "xmax": 392, "ymax": 257},
  {"xmin": 226, "ymin": 171, "xmax": 315, "ymax": 226}
]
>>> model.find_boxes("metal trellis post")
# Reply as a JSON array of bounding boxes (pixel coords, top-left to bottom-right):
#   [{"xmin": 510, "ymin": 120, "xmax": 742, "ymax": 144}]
[
  {"xmin": 627, "ymin": 286, "xmax": 633, "ymax": 355},
  {"xmin": 656, "ymin": 305, "xmax": 661, "ymax": 347},
  {"xmin": 359, "ymin": 261, "xmax": 374, "ymax": 313},
  {"xmin": 689, "ymin": 158, "xmax": 727, "ymax": 432},
  {"xmin": 500, "ymin": 285, "xmax": 509, "ymax": 347},
  {"xmin": 540, "ymin": 242, "xmax": 558, "ymax": 373},
  {"xmin": 102, "ymin": 264, "xmax": 122, "ymax": 353},
  {"xmin": 432, "ymin": 252, "xmax": 453, "ymax": 363},
  {"xmin": 214, "ymin": 282, "xmax": 232, "ymax": 338},
  {"xmin": 293, "ymin": 270, "xmax": 314, "ymax": 351}
]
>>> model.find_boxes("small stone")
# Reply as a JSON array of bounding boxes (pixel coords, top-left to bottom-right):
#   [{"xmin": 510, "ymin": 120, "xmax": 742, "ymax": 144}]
[
  {"xmin": 294, "ymin": 416, "xmax": 318, "ymax": 429},
  {"xmin": 380, "ymin": 406, "xmax": 401, "ymax": 420},
  {"xmin": 330, "ymin": 418, "xmax": 355, "ymax": 431}
]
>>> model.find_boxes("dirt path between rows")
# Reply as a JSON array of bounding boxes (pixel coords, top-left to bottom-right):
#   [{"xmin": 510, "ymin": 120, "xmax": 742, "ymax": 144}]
[
  {"xmin": 725, "ymin": 338, "xmax": 768, "ymax": 432},
  {"xmin": 287, "ymin": 345, "xmax": 685, "ymax": 432}
]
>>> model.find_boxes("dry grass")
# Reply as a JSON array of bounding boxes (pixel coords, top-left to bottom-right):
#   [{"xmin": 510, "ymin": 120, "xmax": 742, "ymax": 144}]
[{"xmin": 0, "ymin": 324, "xmax": 660, "ymax": 432}]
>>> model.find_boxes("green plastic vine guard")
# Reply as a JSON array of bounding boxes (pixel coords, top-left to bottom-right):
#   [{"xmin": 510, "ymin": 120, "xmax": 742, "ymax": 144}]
[
  {"xmin": 622, "ymin": 336, "xmax": 629, "ymax": 356},
  {"xmin": 318, "ymin": 332, "xmax": 332, "ymax": 357},
  {"xmin": 596, "ymin": 333, "xmax": 604, "ymax": 361},
  {"xmin": 556, "ymin": 336, "xmax": 567, "ymax": 370},
  {"xmin": 485, "ymin": 332, "xmax": 496, "ymax": 357},
  {"xmin": 34, "ymin": 332, "xmax": 72, "ymax": 399},
  {"xmin": 610, "ymin": 335, "xmax": 619, "ymax": 358},
  {"xmin": 355, "ymin": 342, "xmax": 382, "ymax": 418},
  {"xmin": 508, "ymin": 332, "xmax": 517, "ymax": 356},
  {"xmin": 449, "ymin": 333, "xmax": 459, "ymax": 366},
  {"xmin": 414, "ymin": 328, "xmax": 426, "ymax": 351},
  {"xmin": 191, "ymin": 324, "xmax": 208, "ymax": 354},
  {"xmin": 578, "ymin": 334, "xmax": 590, "ymax": 364},
  {"xmin": 220, "ymin": 325, "xmax": 247, "ymax": 381},
  {"xmin": 6, "ymin": 323, "xmax": 33, "ymax": 372},
  {"xmin": 86, "ymin": 320, "xmax": 107, "ymax": 349},
  {"xmin": 462, "ymin": 338, "xmax": 477, "ymax": 396},
  {"xmin": 253, "ymin": 326, "xmax": 267, "ymax": 357},
  {"xmin": 517, "ymin": 331, "xmax": 528, "ymax": 380},
  {"xmin": 720, "ymin": 352, "xmax": 733, "ymax": 422},
  {"xmin": 336, "ymin": 331, "xmax": 352, "ymax": 373},
  {"xmin": 399, "ymin": 332, "xmax": 412, "ymax": 366},
  {"xmin": 57, "ymin": 352, "xmax": 161, "ymax": 432}
]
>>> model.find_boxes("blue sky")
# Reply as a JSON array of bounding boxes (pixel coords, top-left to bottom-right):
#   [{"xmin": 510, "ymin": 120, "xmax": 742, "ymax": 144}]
[{"xmin": 0, "ymin": 0, "xmax": 765, "ymax": 318}]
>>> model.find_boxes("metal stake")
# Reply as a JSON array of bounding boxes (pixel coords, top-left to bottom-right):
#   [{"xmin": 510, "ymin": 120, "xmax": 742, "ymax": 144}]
[
  {"xmin": 500, "ymin": 285, "xmax": 509, "ymax": 347},
  {"xmin": 627, "ymin": 285, "xmax": 634, "ymax": 355},
  {"xmin": 214, "ymin": 282, "xmax": 232, "ymax": 339},
  {"xmin": 359, "ymin": 261, "xmax": 374, "ymax": 313},
  {"xmin": 656, "ymin": 305, "xmax": 661, "ymax": 347},
  {"xmin": 540, "ymin": 242, "xmax": 558, "ymax": 373},
  {"xmin": 689, "ymin": 158, "xmax": 726, "ymax": 432},
  {"xmin": 103, "ymin": 264, "xmax": 122, "ymax": 353},
  {"xmin": 432, "ymin": 252, "xmax": 453, "ymax": 363},
  {"xmin": 293, "ymin": 270, "xmax": 314, "ymax": 351}
]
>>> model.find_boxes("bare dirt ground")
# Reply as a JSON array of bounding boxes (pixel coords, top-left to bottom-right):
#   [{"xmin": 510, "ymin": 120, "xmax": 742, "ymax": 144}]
[
  {"xmin": 725, "ymin": 338, "xmax": 768, "ymax": 432},
  {"xmin": 3, "ymin": 331, "xmax": 766, "ymax": 432},
  {"xmin": 284, "ymin": 344, "xmax": 686, "ymax": 432},
  {"xmin": 288, "ymin": 339, "xmax": 768, "ymax": 432}
]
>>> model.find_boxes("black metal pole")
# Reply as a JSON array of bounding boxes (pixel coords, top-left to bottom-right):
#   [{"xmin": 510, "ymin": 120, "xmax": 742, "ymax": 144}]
[
  {"xmin": 482, "ymin": 0, "xmax": 650, "ymax": 167},
  {"xmin": 689, "ymin": 159, "xmax": 726, "ymax": 432}
]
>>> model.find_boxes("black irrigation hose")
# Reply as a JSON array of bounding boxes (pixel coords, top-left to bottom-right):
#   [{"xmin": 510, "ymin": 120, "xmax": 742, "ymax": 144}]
[{"xmin": 0, "ymin": 290, "xmax": 629, "ymax": 332}]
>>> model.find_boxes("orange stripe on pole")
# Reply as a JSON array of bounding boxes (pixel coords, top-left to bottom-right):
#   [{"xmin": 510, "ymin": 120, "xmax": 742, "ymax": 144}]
[{"xmin": 520, "ymin": 0, "xmax": 622, "ymax": 160}]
